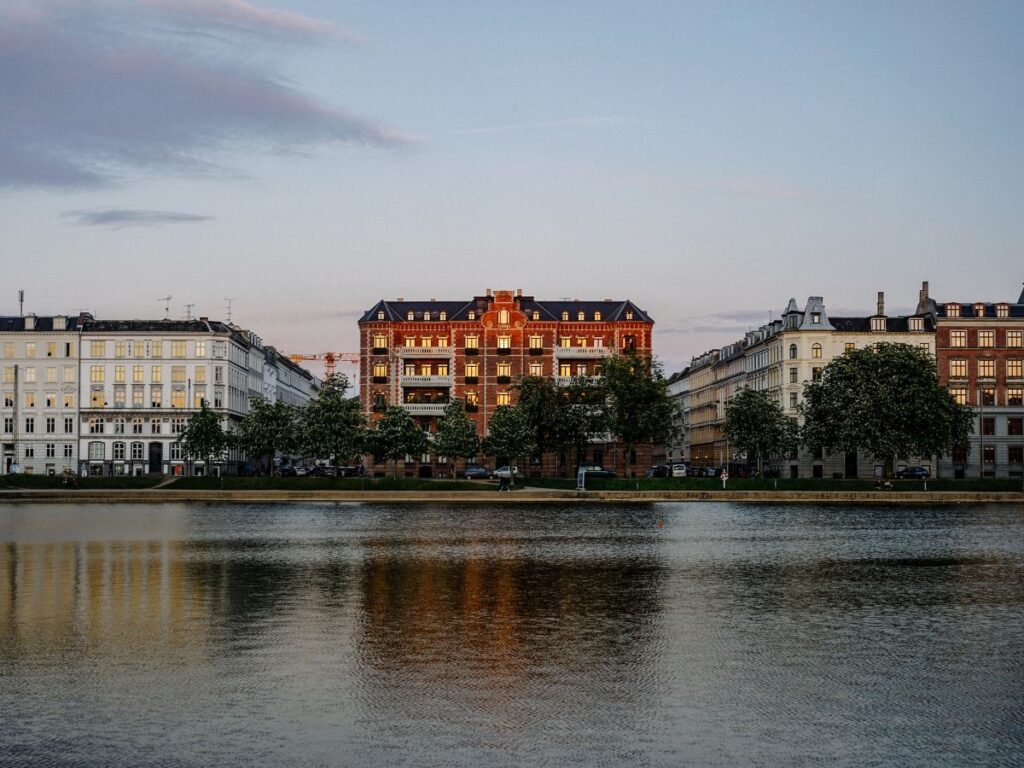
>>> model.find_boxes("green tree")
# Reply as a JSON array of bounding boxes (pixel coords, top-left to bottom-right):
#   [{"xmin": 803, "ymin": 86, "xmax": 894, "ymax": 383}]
[
  {"xmin": 299, "ymin": 374, "xmax": 365, "ymax": 476},
  {"xmin": 366, "ymin": 406, "xmax": 430, "ymax": 479},
  {"xmin": 515, "ymin": 375, "xmax": 608, "ymax": 476},
  {"xmin": 600, "ymin": 354, "xmax": 679, "ymax": 477},
  {"xmin": 723, "ymin": 387, "xmax": 798, "ymax": 476},
  {"xmin": 800, "ymin": 342, "xmax": 974, "ymax": 478},
  {"xmin": 433, "ymin": 399, "xmax": 481, "ymax": 474},
  {"xmin": 482, "ymin": 405, "xmax": 536, "ymax": 476},
  {"xmin": 178, "ymin": 401, "xmax": 235, "ymax": 475},
  {"xmin": 237, "ymin": 396, "xmax": 298, "ymax": 475}
]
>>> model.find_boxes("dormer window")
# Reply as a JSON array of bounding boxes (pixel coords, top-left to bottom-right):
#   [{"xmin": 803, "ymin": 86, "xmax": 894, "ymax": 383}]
[
  {"xmin": 871, "ymin": 317, "xmax": 886, "ymax": 331},
  {"xmin": 812, "ymin": 313, "xmax": 820, "ymax": 324},
  {"xmin": 439, "ymin": 311, "xmax": 447, "ymax": 321},
  {"xmin": 996, "ymin": 304, "xmax": 1009, "ymax": 318},
  {"xmin": 577, "ymin": 311, "xmax": 585, "ymax": 321},
  {"xmin": 945, "ymin": 303, "xmax": 961, "ymax": 317},
  {"xmin": 974, "ymin": 304, "xmax": 985, "ymax": 317},
  {"xmin": 625, "ymin": 310, "xmax": 634, "ymax": 320},
  {"xmin": 561, "ymin": 311, "xmax": 569, "ymax": 321},
  {"xmin": 377, "ymin": 310, "xmax": 385, "ymax": 320},
  {"xmin": 909, "ymin": 317, "xmax": 923, "ymax": 331},
  {"xmin": 407, "ymin": 311, "xmax": 415, "ymax": 321},
  {"xmin": 468, "ymin": 311, "xmax": 476, "ymax": 320},
  {"xmin": 594, "ymin": 311, "xmax": 602, "ymax": 321},
  {"xmin": 532, "ymin": 311, "xmax": 540, "ymax": 321}
]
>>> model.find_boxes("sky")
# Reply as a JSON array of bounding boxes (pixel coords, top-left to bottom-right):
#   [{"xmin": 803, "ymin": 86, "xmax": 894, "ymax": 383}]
[{"xmin": 2, "ymin": 0, "xmax": 1022, "ymax": 376}]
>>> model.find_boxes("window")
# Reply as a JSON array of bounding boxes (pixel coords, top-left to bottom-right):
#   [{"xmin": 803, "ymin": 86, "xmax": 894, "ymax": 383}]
[
  {"xmin": 439, "ymin": 311, "xmax": 447, "ymax": 321},
  {"xmin": 1008, "ymin": 389, "xmax": 1023, "ymax": 407},
  {"xmin": 45, "ymin": 417, "xmax": 55, "ymax": 433},
  {"xmin": 25, "ymin": 342, "xmax": 36, "ymax": 358},
  {"xmin": 151, "ymin": 389, "xmax": 162, "ymax": 408},
  {"xmin": 2, "ymin": 392, "xmax": 11, "ymax": 407},
  {"xmin": 977, "ymin": 360, "xmax": 995, "ymax": 379},
  {"xmin": 1008, "ymin": 331, "xmax": 1022, "ymax": 348},
  {"xmin": 115, "ymin": 341, "xmax": 126, "ymax": 358},
  {"xmin": 194, "ymin": 391, "xmax": 205, "ymax": 409},
  {"xmin": 982, "ymin": 417, "xmax": 995, "ymax": 436},
  {"xmin": 153, "ymin": 366, "xmax": 164, "ymax": 383},
  {"xmin": 496, "ymin": 391, "xmax": 511, "ymax": 406},
  {"xmin": 114, "ymin": 365, "xmax": 125, "ymax": 383},
  {"xmin": 171, "ymin": 390, "xmax": 186, "ymax": 408},
  {"xmin": 593, "ymin": 337, "xmax": 604, "ymax": 348},
  {"xmin": 133, "ymin": 389, "xmax": 144, "ymax": 407},
  {"xmin": 195, "ymin": 341, "xmax": 206, "ymax": 357},
  {"xmin": 789, "ymin": 344, "xmax": 798, "ymax": 359},
  {"xmin": 151, "ymin": 342, "xmax": 163, "ymax": 359},
  {"xmin": 45, "ymin": 392, "xmax": 56, "ymax": 407},
  {"xmin": 171, "ymin": 341, "xmax": 186, "ymax": 358},
  {"xmin": 373, "ymin": 334, "xmax": 387, "ymax": 349},
  {"xmin": 983, "ymin": 446, "xmax": 995, "ymax": 465},
  {"xmin": 24, "ymin": 367, "xmax": 36, "ymax": 383},
  {"xmin": 46, "ymin": 342, "xmax": 58, "ymax": 358},
  {"xmin": 64, "ymin": 417, "xmax": 74, "ymax": 433},
  {"xmin": 981, "ymin": 388, "xmax": 995, "ymax": 406},
  {"xmin": 65, "ymin": 342, "xmax": 74, "ymax": 358},
  {"xmin": 46, "ymin": 367, "xmax": 56, "ymax": 383},
  {"xmin": 625, "ymin": 310, "xmax": 634, "ymax": 320},
  {"xmin": 420, "ymin": 337, "xmax": 432, "ymax": 348},
  {"xmin": 171, "ymin": 417, "xmax": 187, "ymax": 434},
  {"xmin": 407, "ymin": 311, "xmax": 415, "ymax": 321},
  {"xmin": 2, "ymin": 417, "xmax": 11, "ymax": 433},
  {"xmin": 1010, "ymin": 446, "xmax": 1024, "ymax": 465},
  {"xmin": 497, "ymin": 336, "xmax": 511, "ymax": 349},
  {"xmin": 1008, "ymin": 360, "xmax": 1023, "ymax": 379},
  {"xmin": 468, "ymin": 311, "xmax": 476, "ymax": 321},
  {"xmin": 88, "ymin": 418, "xmax": 103, "ymax": 434},
  {"xmin": 909, "ymin": 317, "xmax": 923, "ymax": 331},
  {"xmin": 950, "ymin": 331, "xmax": 967, "ymax": 348},
  {"xmin": 973, "ymin": 304, "xmax": 986, "ymax": 317},
  {"xmin": 845, "ymin": 343, "xmax": 855, "ymax": 353},
  {"xmin": 576, "ymin": 337, "xmax": 586, "ymax": 347},
  {"xmin": 978, "ymin": 330, "xmax": 995, "ymax": 348},
  {"xmin": 464, "ymin": 335, "xmax": 480, "ymax": 350},
  {"xmin": 24, "ymin": 446, "xmax": 33, "ymax": 458},
  {"xmin": 594, "ymin": 311, "xmax": 602, "ymax": 321},
  {"xmin": 811, "ymin": 343, "xmax": 822, "ymax": 359},
  {"xmin": 561, "ymin": 311, "xmax": 569, "ymax": 321},
  {"xmin": 529, "ymin": 335, "xmax": 543, "ymax": 349},
  {"xmin": 812, "ymin": 367, "xmax": 822, "ymax": 381},
  {"xmin": 465, "ymin": 362, "xmax": 479, "ymax": 378},
  {"xmin": 1, "ymin": 368, "xmax": 11, "ymax": 384},
  {"xmin": 24, "ymin": 392, "xmax": 35, "ymax": 408},
  {"xmin": 497, "ymin": 362, "xmax": 511, "ymax": 377},
  {"xmin": 2, "ymin": 342, "xmax": 11, "ymax": 358},
  {"xmin": 88, "ymin": 441, "xmax": 104, "ymax": 461},
  {"xmin": 89, "ymin": 366, "xmax": 104, "ymax": 383},
  {"xmin": 437, "ymin": 337, "xmax": 448, "ymax": 347},
  {"xmin": 63, "ymin": 366, "xmax": 75, "ymax": 383},
  {"xmin": 499, "ymin": 309, "xmax": 510, "ymax": 325},
  {"xmin": 372, "ymin": 362, "xmax": 389, "ymax": 379},
  {"xmin": 90, "ymin": 390, "xmax": 104, "ymax": 407},
  {"xmin": 789, "ymin": 367, "xmax": 798, "ymax": 384},
  {"xmin": 64, "ymin": 444, "xmax": 74, "ymax": 458},
  {"xmin": 113, "ymin": 417, "xmax": 125, "ymax": 434},
  {"xmin": 377, "ymin": 310, "xmax": 385, "ymax": 320},
  {"xmin": 1008, "ymin": 417, "xmax": 1023, "ymax": 436},
  {"xmin": 559, "ymin": 363, "xmax": 572, "ymax": 377},
  {"xmin": 214, "ymin": 367, "xmax": 223, "ymax": 384},
  {"xmin": 113, "ymin": 442, "xmax": 126, "ymax": 460},
  {"xmin": 90, "ymin": 341, "xmax": 105, "ymax": 357},
  {"xmin": 133, "ymin": 365, "xmax": 144, "ymax": 383},
  {"xmin": 945, "ymin": 304, "xmax": 961, "ymax": 317},
  {"xmin": 532, "ymin": 311, "xmax": 540, "ymax": 320},
  {"xmin": 948, "ymin": 359, "xmax": 968, "ymax": 378},
  {"xmin": 789, "ymin": 392, "xmax": 797, "ymax": 408},
  {"xmin": 465, "ymin": 390, "xmax": 478, "ymax": 406},
  {"xmin": 577, "ymin": 311, "xmax": 585, "ymax": 321},
  {"xmin": 131, "ymin": 442, "xmax": 144, "ymax": 460},
  {"xmin": 171, "ymin": 366, "xmax": 186, "ymax": 383},
  {"xmin": 529, "ymin": 362, "xmax": 542, "ymax": 376},
  {"xmin": 132, "ymin": 418, "xmax": 143, "ymax": 434}
]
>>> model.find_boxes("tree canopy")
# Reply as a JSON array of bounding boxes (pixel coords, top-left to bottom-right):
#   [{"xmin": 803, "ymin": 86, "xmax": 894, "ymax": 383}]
[
  {"xmin": 800, "ymin": 342, "xmax": 973, "ymax": 476},
  {"xmin": 178, "ymin": 401, "xmax": 234, "ymax": 472},
  {"xmin": 365, "ymin": 405, "xmax": 430, "ymax": 478},
  {"xmin": 299, "ymin": 374, "xmax": 365, "ymax": 474},
  {"xmin": 433, "ymin": 399, "xmax": 480, "ymax": 468},
  {"xmin": 723, "ymin": 387, "xmax": 798, "ymax": 475},
  {"xmin": 599, "ymin": 354, "xmax": 678, "ymax": 477},
  {"xmin": 482, "ymin": 405, "xmax": 536, "ymax": 468},
  {"xmin": 515, "ymin": 376, "xmax": 603, "ymax": 475},
  {"xmin": 237, "ymin": 396, "xmax": 298, "ymax": 475}
]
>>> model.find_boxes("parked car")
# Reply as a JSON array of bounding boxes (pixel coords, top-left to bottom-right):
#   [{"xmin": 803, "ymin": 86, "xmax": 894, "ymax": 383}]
[
  {"xmin": 645, "ymin": 465, "xmax": 670, "ymax": 478},
  {"xmin": 294, "ymin": 465, "xmax": 310, "ymax": 476},
  {"xmin": 670, "ymin": 463, "xmax": 688, "ymax": 478},
  {"xmin": 895, "ymin": 466, "xmax": 930, "ymax": 479},
  {"xmin": 462, "ymin": 464, "xmax": 491, "ymax": 480},
  {"xmin": 492, "ymin": 466, "xmax": 519, "ymax": 479},
  {"xmin": 311, "ymin": 465, "xmax": 334, "ymax": 476},
  {"xmin": 279, "ymin": 466, "xmax": 297, "ymax": 477},
  {"xmin": 577, "ymin": 465, "xmax": 616, "ymax": 479}
]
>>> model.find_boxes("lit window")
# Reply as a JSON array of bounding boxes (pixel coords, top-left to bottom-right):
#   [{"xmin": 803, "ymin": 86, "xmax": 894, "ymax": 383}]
[
  {"xmin": 468, "ymin": 311, "xmax": 476, "ymax": 320},
  {"xmin": 499, "ymin": 309, "xmax": 509, "ymax": 325},
  {"xmin": 151, "ymin": 342, "xmax": 162, "ymax": 358},
  {"xmin": 407, "ymin": 311, "xmax": 415, "ymax": 321},
  {"xmin": 529, "ymin": 335, "xmax": 543, "ymax": 349},
  {"xmin": 949, "ymin": 359, "xmax": 967, "ymax": 378},
  {"xmin": 437, "ymin": 337, "xmax": 448, "ymax": 347},
  {"xmin": 594, "ymin": 311, "xmax": 602, "ymax": 321},
  {"xmin": 377, "ymin": 310, "xmax": 385, "ymax": 320},
  {"xmin": 439, "ymin": 311, "xmax": 447, "ymax": 321},
  {"xmin": 114, "ymin": 365, "xmax": 125, "ymax": 383},
  {"xmin": 1007, "ymin": 360, "xmax": 1022, "ymax": 378},
  {"xmin": 560, "ymin": 337, "xmax": 571, "ymax": 348},
  {"xmin": 909, "ymin": 317, "xmax": 923, "ymax": 331},
  {"xmin": 561, "ymin": 311, "xmax": 569, "ymax": 321},
  {"xmin": 945, "ymin": 304, "xmax": 961, "ymax": 317},
  {"xmin": 171, "ymin": 366, "xmax": 186, "ymax": 383},
  {"xmin": 949, "ymin": 331, "xmax": 967, "ymax": 348},
  {"xmin": 465, "ymin": 335, "xmax": 479, "ymax": 349},
  {"xmin": 996, "ymin": 304, "xmax": 1009, "ymax": 318},
  {"xmin": 90, "ymin": 341, "xmax": 106, "ymax": 357},
  {"xmin": 577, "ymin": 311, "xmax": 585, "ymax": 321},
  {"xmin": 1008, "ymin": 388, "xmax": 1023, "ymax": 406},
  {"xmin": 977, "ymin": 360, "xmax": 995, "ymax": 379},
  {"xmin": 373, "ymin": 363, "xmax": 388, "ymax": 378},
  {"xmin": 496, "ymin": 391, "xmax": 511, "ymax": 406},
  {"xmin": 115, "ymin": 342, "xmax": 126, "ymax": 358},
  {"xmin": 625, "ymin": 310, "xmax": 634, "ymax": 320},
  {"xmin": 171, "ymin": 390, "xmax": 186, "ymax": 408},
  {"xmin": 950, "ymin": 387, "xmax": 967, "ymax": 405},
  {"xmin": 373, "ymin": 334, "xmax": 387, "ymax": 348},
  {"xmin": 151, "ymin": 366, "xmax": 162, "ymax": 383},
  {"xmin": 973, "ymin": 304, "xmax": 985, "ymax": 317},
  {"xmin": 497, "ymin": 336, "xmax": 511, "ymax": 349},
  {"xmin": 1008, "ymin": 331, "xmax": 1022, "ymax": 348},
  {"xmin": 811, "ymin": 343, "xmax": 822, "ymax": 359},
  {"xmin": 90, "ymin": 366, "xmax": 105, "ymax": 383},
  {"xmin": 559, "ymin": 363, "xmax": 572, "ymax": 377},
  {"xmin": 979, "ymin": 330, "xmax": 995, "ymax": 348},
  {"xmin": 845, "ymin": 343, "xmax": 855, "ymax": 352},
  {"xmin": 532, "ymin": 311, "xmax": 540, "ymax": 320},
  {"xmin": 529, "ymin": 362, "xmax": 542, "ymax": 376}
]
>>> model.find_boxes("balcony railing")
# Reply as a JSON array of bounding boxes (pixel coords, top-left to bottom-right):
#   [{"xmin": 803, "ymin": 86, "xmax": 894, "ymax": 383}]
[
  {"xmin": 400, "ymin": 374, "xmax": 453, "ymax": 387},
  {"xmin": 397, "ymin": 346, "xmax": 454, "ymax": 358},
  {"xmin": 401, "ymin": 402, "xmax": 447, "ymax": 416},
  {"xmin": 555, "ymin": 347, "xmax": 609, "ymax": 359},
  {"xmin": 554, "ymin": 375, "xmax": 601, "ymax": 387}
]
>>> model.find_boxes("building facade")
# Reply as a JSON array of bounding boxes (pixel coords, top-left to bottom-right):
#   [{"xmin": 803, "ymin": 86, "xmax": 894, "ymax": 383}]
[
  {"xmin": 932, "ymin": 285, "xmax": 1024, "ymax": 479},
  {"xmin": 1, "ymin": 314, "xmax": 84, "ymax": 475},
  {"xmin": 358, "ymin": 288, "xmax": 654, "ymax": 476}
]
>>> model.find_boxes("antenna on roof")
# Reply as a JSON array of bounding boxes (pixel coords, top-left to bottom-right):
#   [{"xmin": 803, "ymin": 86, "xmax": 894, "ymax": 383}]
[
  {"xmin": 18, "ymin": 290, "xmax": 24, "ymax": 317},
  {"xmin": 224, "ymin": 298, "xmax": 235, "ymax": 322},
  {"xmin": 158, "ymin": 296, "xmax": 172, "ymax": 319},
  {"xmin": 185, "ymin": 303, "xmax": 195, "ymax": 320},
  {"xmin": 559, "ymin": 297, "xmax": 572, "ymax": 301}
]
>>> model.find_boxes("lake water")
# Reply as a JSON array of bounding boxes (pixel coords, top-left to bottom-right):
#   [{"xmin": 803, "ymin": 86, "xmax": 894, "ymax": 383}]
[{"xmin": 1, "ymin": 502, "xmax": 1022, "ymax": 767}]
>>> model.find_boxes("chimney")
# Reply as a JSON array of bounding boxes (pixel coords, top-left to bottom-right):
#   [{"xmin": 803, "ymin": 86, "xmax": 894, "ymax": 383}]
[
  {"xmin": 24, "ymin": 313, "xmax": 35, "ymax": 330},
  {"xmin": 486, "ymin": 288, "xmax": 492, "ymax": 297},
  {"xmin": 919, "ymin": 281, "xmax": 929, "ymax": 304},
  {"xmin": 876, "ymin": 291, "xmax": 885, "ymax": 316},
  {"xmin": 516, "ymin": 288, "xmax": 522, "ymax": 297}
]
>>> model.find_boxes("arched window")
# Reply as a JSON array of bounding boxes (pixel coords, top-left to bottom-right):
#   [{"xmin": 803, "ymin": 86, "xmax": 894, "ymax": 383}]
[
  {"xmin": 594, "ymin": 311, "xmax": 602, "ymax": 321},
  {"xmin": 498, "ymin": 309, "xmax": 509, "ymax": 325},
  {"xmin": 812, "ymin": 343, "xmax": 822, "ymax": 359},
  {"xmin": 577, "ymin": 311, "xmax": 585, "ymax": 321},
  {"xmin": 561, "ymin": 311, "xmax": 569, "ymax": 321},
  {"xmin": 377, "ymin": 310, "xmax": 385, "ymax": 320},
  {"xmin": 789, "ymin": 344, "xmax": 798, "ymax": 359}
]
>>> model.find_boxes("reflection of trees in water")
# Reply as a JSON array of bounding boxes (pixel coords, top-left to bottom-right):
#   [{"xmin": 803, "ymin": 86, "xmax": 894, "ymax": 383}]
[{"xmin": 357, "ymin": 551, "xmax": 668, "ymax": 722}]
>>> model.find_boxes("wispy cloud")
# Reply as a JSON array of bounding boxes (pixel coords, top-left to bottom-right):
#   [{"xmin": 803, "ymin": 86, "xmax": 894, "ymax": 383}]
[
  {"xmin": 62, "ymin": 208, "xmax": 214, "ymax": 228},
  {"xmin": 444, "ymin": 117, "xmax": 629, "ymax": 138},
  {"xmin": 0, "ymin": 1, "xmax": 407, "ymax": 189}
]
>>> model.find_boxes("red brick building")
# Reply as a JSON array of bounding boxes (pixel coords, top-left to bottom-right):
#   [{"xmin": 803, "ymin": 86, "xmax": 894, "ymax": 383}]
[
  {"xmin": 358, "ymin": 289, "xmax": 654, "ymax": 477},
  {"xmin": 929, "ymin": 283, "xmax": 1024, "ymax": 479}
]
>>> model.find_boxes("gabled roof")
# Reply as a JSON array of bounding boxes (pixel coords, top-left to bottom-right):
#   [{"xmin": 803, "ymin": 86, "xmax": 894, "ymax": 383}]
[
  {"xmin": 360, "ymin": 300, "xmax": 476, "ymax": 323},
  {"xmin": 935, "ymin": 301, "xmax": 1024, "ymax": 319},
  {"xmin": 829, "ymin": 316, "xmax": 932, "ymax": 332},
  {"xmin": 360, "ymin": 297, "xmax": 652, "ymax": 323},
  {"xmin": 0, "ymin": 315, "xmax": 82, "ymax": 332}
]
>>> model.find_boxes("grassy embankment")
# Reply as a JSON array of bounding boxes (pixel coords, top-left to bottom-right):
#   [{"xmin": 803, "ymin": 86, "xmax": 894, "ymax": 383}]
[{"xmin": 0, "ymin": 475, "xmax": 164, "ymax": 490}]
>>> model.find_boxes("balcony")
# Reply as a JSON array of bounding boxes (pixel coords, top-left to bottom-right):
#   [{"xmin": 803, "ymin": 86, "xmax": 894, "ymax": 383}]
[
  {"xmin": 371, "ymin": 347, "xmax": 388, "ymax": 355},
  {"xmin": 400, "ymin": 374, "xmax": 453, "ymax": 387},
  {"xmin": 372, "ymin": 376, "xmax": 388, "ymax": 384},
  {"xmin": 464, "ymin": 348, "xmax": 479, "ymax": 356},
  {"xmin": 497, "ymin": 376, "xmax": 511, "ymax": 385},
  {"xmin": 402, "ymin": 402, "xmax": 447, "ymax": 416},
  {"xmin": 465, "ymin": 376, "xmax": 479, "ymax": 385},
  {"xmin": 496, "ymin": 348, "xmax": 512, "ymax": 356},
  {"xmin": 554, "ymin": 375, "xmax": 600, "ymax": 387},
  {"xmin": 555, "ymin": 347, "xmax": 609, "ymax": 359},
  {"xmin": 465, "ymin": 403, "xmax": 479, "ymax": 413},
  {"xmin": 397, "ymin": 346, "xmax": 454, "ymax": 358},
  {"xmin": 528, "ymin": 347, "xmax": 544, "ymax": 356}
]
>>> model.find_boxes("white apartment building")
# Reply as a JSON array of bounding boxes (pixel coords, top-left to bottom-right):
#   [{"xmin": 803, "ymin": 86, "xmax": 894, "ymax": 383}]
[{"xmin": 1, "ymin": 314, "xmax": 83, "ymax": 475}]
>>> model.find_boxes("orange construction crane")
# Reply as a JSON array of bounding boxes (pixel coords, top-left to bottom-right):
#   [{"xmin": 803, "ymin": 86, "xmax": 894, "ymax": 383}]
[{"xmin": 287, "ymin": 352, "xmax": 360, "ymax": 378}]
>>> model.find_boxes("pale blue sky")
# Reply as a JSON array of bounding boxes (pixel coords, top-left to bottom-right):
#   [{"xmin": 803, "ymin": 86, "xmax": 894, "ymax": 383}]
[{"xmin": 1, "ymin": 0, "xmax": 1021, "ymax": 375}]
